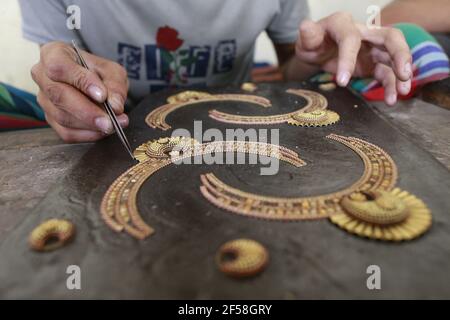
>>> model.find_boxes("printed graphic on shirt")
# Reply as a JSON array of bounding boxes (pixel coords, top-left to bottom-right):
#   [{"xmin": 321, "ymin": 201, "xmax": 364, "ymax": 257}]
[
  {"xmin": 214, "ymin": 40, "xmax": 236, "ymax": 74},
  {"xmin": 118, "ymin": 43, "xmax": 142, "ymax": 80},
  {"xmin": 117, "ymin": 26, "xmax": 237, "ymax": 92}
]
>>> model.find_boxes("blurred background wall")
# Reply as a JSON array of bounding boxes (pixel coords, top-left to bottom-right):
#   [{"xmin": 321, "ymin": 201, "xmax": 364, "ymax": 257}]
[{"xmin": 0, "ymin": 0, "xmax": 392, "ymax": 94}]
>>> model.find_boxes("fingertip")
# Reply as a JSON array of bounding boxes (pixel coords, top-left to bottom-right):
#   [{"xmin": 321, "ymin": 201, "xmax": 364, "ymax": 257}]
[
  {"xmin": 395, "ymin": 61, "xmax": 412, "ymax": 82},
  {"xmin": 393, "ymin": 52, "xmax": 413, "ymax": 81},
  {"xmin": 386, "ymin": 93, "xmax": 397, "ymax": 106},
  {"xmin": 95, "ymin": 116, "xmax": 114, "ymax": 134},
  {"xmin": 337, "ymin": 71, "xmax": 351, "ymax": 87},
  {"xmin": 117, "ymin": 113, "xmax": 129, "ymax": 128},
  {"xmin": 88, "ymin": 84, "xmax": 106, "ymax": 103},
  {"xmin": 404, "ymin": 62, "xmax": 412, "ymax": 78},
  {"xmin": 398, "ymin": 80, "xmax": 411, "ymax": 96},
  {"xmin": 109, "ymin": 93, "xmax": 125, "ymax": 114}
]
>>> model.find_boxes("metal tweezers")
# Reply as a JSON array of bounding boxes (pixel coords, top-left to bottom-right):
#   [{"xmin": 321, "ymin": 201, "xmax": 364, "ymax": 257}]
[{"xmin": 71, "ymin": 40, "xmax": 135, "ymax": 160}]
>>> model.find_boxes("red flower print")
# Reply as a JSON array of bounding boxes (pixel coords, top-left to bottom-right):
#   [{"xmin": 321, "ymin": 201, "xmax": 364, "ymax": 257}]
[{"xmin": 156, "ymin": 26, "xmax": 184, "ymax": 52}]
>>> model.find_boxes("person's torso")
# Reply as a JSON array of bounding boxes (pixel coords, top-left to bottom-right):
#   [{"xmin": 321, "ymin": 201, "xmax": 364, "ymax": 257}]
[{"xmin": 67, "ymin": 0, "xmax": 285, "ymax": 100}]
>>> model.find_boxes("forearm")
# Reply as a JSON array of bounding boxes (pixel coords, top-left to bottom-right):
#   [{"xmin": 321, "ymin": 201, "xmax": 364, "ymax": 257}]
[{"xmin": 382, "ymin": 0, "xmax": 450, "ymax": 32}]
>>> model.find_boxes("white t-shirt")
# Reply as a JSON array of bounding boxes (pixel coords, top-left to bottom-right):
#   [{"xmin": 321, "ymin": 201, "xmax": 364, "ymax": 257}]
[{"xmin": 19, "ymin": 0, "xmax": 309, "ymax": 100}]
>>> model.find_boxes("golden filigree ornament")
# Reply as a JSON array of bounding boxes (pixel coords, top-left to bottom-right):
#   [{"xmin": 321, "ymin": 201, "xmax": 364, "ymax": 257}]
[
  {"xmin": 330, "ymin": 188, "xmax": 432, "ymax": 241},
  {"xmin": 208, "ymin": 89, "xmax": 338, "ymax": 126},
  {"xmin": 146, "ymin": 89, "xmax": 340, "ymax": 129},
  {"xmin": 101, "ymin": 139, "xmax": 305, "ymax": 239},
  {"xmin": 29, "ymin": 219, "xmax": 75, "ymax": 252},
  {"xmin": 146, "ymin": 91, "xmax": 271, "ymax": 131},
  {"xmin": 216, "ymin": 239, "xmax": 269, "ymax": 278},
  {"xmin": 287, "ymin": 110, "xmax": 340, "ymax": 127},
  {"xmin": 200, "ymin": 134, "xmax": 397, "ymax": 221},
  {"xmin": 166, "ymin": 91, "xmax": 212, "ymax": 104},
  {"xmin": 134, "ymin": 136, "xmax": 199, "ymax": 162}
]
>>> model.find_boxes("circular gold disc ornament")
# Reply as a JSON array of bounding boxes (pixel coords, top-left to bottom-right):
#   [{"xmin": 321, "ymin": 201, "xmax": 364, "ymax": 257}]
[
  {"xmin": 241, "ymin": 82, "xmax": 258, "ymax": 92},
  {"xmin": 287, "ymin": 110, "xmax": 340, "ymax": 127},
  {"xmin": 330, "ymin": 188, "xmax": 432, "ymax": 241},
  {"xmin": 166, "ymin": 91, "xmax": 212, "ymax": 104},
  {"xmin": 216, "ymin": 239, "xmax": 269, "ymax": 278},
  {"xmin": 29, "ymin": 219, "xmax": 75, "ymax": 252},
  {"xmin": 134, "ymin": 136, "xmax": 199, "ymax": 162}
]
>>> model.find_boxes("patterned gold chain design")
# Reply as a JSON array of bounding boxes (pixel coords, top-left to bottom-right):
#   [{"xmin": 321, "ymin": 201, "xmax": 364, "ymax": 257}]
[
  {"xmin": 101, "ymin": 134, "xmax": 431, "ymax": 242},
  {"xmin": 145, "ymin": 89, "xmax": 339, "ymax": 130},
  {"xmin": 100, "ymin": 139, "xmax": 305, "ymax": 239},
  {"xmin": 199, "ymin": 134, "xmax": 398, "ymax": 220},
  {"xmin": 145, "ymin": 92, "xmax": 271, "ymax": 131},
  {"xmin": 208, "ymin": 89, "xmax": 329, "ymax": 125}
]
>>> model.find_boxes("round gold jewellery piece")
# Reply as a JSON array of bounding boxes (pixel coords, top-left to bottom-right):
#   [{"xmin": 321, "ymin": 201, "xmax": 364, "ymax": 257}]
[
  {"xmin": 241, "ymin": 82, "xmax": 258, "ymax": 92},
  {"xmin": 199, "ymin": 134, "xmax": 398, "ymax": 221},
  {"xmin": 318, "ymin": 82, "xmax": 337, "ymax": 91},
  {"xmin": 216, "ymin": 239, "xmax": 269, "ymax": 278},
  {"xmin": 133, "ymin": 136, "xmax": 199, "ymax": 162},
  {"xmin": 29, "ymin": 219, "xmax": 75, "ymax": 252},
  {"xmin": 330, "ymin": 188, "xmax": 432, "ymax": 241},
  {"xmin": 166, "ymin": 91, "xmax": 212, "ymax": 104},
  {"xmin": 101, "ymin": 139, "xmax": 305, "ymax": 239},
  {"xmin": 287, "ymin": 110, "xmax": 340, "ymax": 127},
  {"xmin": 145, "ymin": 91, "xmax": 272, "ymax": 131}
]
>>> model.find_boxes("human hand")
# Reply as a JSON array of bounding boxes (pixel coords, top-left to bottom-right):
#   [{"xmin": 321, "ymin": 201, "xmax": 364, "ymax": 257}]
[
  {"xmin": 32, "ymin": 41, "xmax": 129, "ymax": 142},
  {"xmin": 295, "ymin": 12, "xmax": 413, "ymax": 105}
]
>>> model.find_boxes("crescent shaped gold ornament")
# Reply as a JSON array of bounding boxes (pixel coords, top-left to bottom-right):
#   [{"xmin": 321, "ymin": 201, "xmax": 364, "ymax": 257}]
[
  {"xmin": 208, "ymin": 89, "xmax": 339, "ymax": 127},
  {"xmin": 145, "ymin": 91, "xmax": 272, "ymax": 131},
  {"xmin": 100, "ymin": 137, "xmax": 306, "ymax": 239},
  {"xmin": 199, "ymin": 134, "xmax": 398, "ymax": 221}
]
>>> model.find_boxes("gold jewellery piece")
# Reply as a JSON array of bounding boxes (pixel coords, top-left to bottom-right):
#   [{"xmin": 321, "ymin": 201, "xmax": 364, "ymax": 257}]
[
  {"xmin": 241, "ymin": 82, "xmax": 258, "ymax": 92},
  {"xmin": 287, "ymin": 110, "xmax": 340, "ymax": 127},
  {"xmin": 29, "ymin": 219, "xmax": 75, "ymax": 252},
  {"xmin": 134, "ymin": 136, "xmax": 200, "ymax": 162},
  {"xmin": 100, "ymin": 138, "xmax": 305, "ymax": 239},
  {"xmin": 145, "ymin": 91, "xmax": 272, "ymax": 131},
  {"xmin": 199, "ymin": 134, "xmax": 398, "ymax": 221},
  {"xmin": 216, "ymin": 239, "xmax": 269, "ymax": 278},
  {"xmin": 166, "ymin": 90, "xmax": 212, "ymax": 104},
  {"xmin": 208, "ymin": 89, "xmax": 337, "ymax": 127},
  {"xmin": 318, "ymin": 82, "xmax": 337, "ymax": 91},
  {"xmin": 330, "ymin": 188, "xmax": 432, "ymax": 241}
]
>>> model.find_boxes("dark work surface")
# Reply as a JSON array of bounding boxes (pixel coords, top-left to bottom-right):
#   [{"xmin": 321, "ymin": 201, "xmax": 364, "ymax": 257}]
[{"xmin": 0, "ymin": 82, "xmax": 449, "ymax": 299}]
